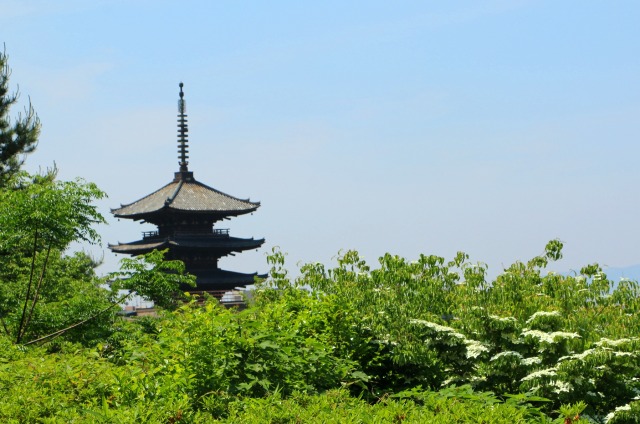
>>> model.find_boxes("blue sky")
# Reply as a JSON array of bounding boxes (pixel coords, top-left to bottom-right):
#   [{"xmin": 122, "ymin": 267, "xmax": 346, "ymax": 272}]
[{"xmin": 2, "ymin": 1, "xmax": 640, "ymax": 280}]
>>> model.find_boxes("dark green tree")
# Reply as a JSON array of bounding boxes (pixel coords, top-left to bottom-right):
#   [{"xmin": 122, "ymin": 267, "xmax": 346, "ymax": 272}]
[{"xmin": 0, "ymin": 47, "xmax": 40, "ymax": 186}]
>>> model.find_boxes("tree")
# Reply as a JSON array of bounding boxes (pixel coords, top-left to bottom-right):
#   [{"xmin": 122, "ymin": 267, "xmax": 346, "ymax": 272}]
[
  {"xmin": 0, "ymin": 172, "xmax": 107, "ymax": 343},
  {"xmin": 0, "ymin": 250, "xmax": 115, "ymax": 345},
  {"xmin": 109, "ymin": 249, "xmax": 196, "ymax": 310},
  {"xmin": 0, "ymin": 47, "xmax": 40, "ymax": 186}
]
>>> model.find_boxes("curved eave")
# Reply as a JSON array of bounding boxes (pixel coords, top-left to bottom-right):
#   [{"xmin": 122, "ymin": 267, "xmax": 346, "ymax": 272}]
[
  {"xmin": 108, "ymin": 240, "xmax": 170, "ymax": 254},
  {"xmin": 110, "ymin": 176, "xmax": 260, "ymax": 219},
  {"xmin": 112, "ymin": 203, "xmax": 260, "ymax": 222},
  {"xmin": 108, "ymin": 236, "xmax": 265, "ymax": 255},
  {"xmin": 191, "ymin": 269, "xmax": 268, "ymax": 290},
  {"xmin": 172, "ymin": 237, "xmax": 265, "ymax": 250}
]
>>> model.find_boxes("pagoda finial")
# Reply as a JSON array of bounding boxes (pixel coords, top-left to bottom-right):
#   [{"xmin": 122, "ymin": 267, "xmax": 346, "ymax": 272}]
[{"xmin": 177, "ymin": 82, "xmax": 189, "ymax": 172}]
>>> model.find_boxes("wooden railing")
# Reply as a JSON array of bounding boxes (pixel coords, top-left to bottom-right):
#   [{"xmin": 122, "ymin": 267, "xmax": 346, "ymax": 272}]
[{"xmin": 141, "ymin": 228, "xmax": 230, "ymax": 239}]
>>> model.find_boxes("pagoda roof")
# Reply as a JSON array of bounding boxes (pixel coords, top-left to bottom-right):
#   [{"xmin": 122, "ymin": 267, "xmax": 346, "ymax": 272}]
[
  {"xmin": 190, "ymin": 269, "xmax": 268, "ymax": 290},
  {"xmin": 111, "ymin": 172, "xmax": 260, "ymax": 219},
  {"xmin": 109, "ymin": 234, "xmax": 265, "ymax": 255}
]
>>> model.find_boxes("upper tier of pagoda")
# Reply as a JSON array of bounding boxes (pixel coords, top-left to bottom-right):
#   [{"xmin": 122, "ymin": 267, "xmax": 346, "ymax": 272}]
[
  {"xmin": 111, "ymin": 82, "xmax": 259, "ymax": 223},
  {"xmin": 111, "ymin": 173, "xmax": 260, "ymax": 222}
]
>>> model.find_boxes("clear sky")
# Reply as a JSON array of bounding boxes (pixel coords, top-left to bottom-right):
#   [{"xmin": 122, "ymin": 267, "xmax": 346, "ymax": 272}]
[{"xmin": 2, "ymin": 0, "xmax": 640, "ymax": 280}]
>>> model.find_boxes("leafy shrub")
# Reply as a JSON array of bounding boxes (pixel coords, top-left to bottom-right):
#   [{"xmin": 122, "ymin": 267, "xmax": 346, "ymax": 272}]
[
  {"xmin": 1, "ymin": 241, "xmax": 638, "ymax": 423},
  {"xmin": 219, "ymin": 387, "xmax": 549, "ymax": 423}
]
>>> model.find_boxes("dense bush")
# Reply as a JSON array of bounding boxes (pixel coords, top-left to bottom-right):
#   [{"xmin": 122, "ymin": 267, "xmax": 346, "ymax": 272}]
[
  {"xmin": 273, "ymin": 241, "xmax": 640, "ymax": 420},
  {"xmin": 1, "ymin": 241, "xmax": 639, "ymax": 422},
  {"xmin": 0, "ymin": 333, "xmax": 552, "ymax": 423}
]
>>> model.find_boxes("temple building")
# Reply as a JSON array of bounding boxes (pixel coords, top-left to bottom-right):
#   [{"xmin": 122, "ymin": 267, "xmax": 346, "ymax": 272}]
[{"xmin": 109, "ymin": 83, "xmax": 265, "ymax": 294}]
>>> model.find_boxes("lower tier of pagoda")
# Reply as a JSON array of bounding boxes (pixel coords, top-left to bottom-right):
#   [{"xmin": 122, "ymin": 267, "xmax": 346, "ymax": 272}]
[{"xmin": 185, "ymin": 268, "xmax": 268, "ymax": 291}]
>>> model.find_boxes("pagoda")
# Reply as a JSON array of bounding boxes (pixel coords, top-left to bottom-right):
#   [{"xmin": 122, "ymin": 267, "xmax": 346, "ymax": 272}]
[{"xmin": 109, "ymin": 83, "xmax": 265, "ymax": 293}]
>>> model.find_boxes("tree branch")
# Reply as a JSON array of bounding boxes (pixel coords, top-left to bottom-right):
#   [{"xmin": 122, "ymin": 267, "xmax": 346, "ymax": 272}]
[
  {"xmin": 0, "ymin": 316, "xmax": 10, "ymax": 336},
  {"xmin": 22, "ymin": 243, "xmax": 52, "ymax": 337},
  {"xmin": 22, "ymin": 291, "xmax": 135, "ymax": 346},
  {"xmin": 17, "ymin": 228, "xmax": 38, "ymax": 344}
]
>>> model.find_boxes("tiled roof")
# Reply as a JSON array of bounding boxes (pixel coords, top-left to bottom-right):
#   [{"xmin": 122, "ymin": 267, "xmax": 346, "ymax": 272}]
[
  {"xmin": 109, "ymin": 240, "xmax": 168, "ymax": 253},
  {"xmin": 192, "ymin": 269, "xmax": 267, "ymax": 290},
  {"xmin": 111, "ymin": 175, "xmax": 259, "ymax": 218}
]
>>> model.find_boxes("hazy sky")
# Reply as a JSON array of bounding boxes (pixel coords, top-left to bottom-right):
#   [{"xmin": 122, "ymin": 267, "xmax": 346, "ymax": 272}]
[{"xmin": 2, "ymin": 1, "xmax": 640, "ymax": 280}]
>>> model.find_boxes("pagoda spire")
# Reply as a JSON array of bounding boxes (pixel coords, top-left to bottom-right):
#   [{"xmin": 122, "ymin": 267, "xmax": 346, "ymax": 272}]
[
  {"xmin": 177, "ymin": 82, "xmax": 189, "ymax": 172},
  {"xmin": 110, "ymin": 83, "xmax": 266, "ymax": 294}
]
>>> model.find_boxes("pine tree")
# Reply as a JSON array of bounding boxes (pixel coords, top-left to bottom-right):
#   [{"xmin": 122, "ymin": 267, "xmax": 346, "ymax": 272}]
[{"xmin": 0, "ymin": 48, "xmax": 40, "ymax": 186}]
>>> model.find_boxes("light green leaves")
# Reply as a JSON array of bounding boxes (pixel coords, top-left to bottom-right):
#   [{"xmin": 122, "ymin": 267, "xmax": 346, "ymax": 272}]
[
  {"xmin": 109, "ymin": 249, "xmax": 196, "ymax": 310},
  {"xmin": 0, "ymin": 174, "xmax": 106, "ymax": 252},
  {"xmin": 0, "ymin": 173, "xmax": 107, "ymax": 344}
]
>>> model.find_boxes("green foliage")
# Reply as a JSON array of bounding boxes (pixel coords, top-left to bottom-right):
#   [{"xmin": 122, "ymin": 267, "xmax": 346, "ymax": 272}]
[
  {"xmin": 220, "ymin": 387, "xmax": 548, "ymax": 423},
  {"xmin": 160, "ymin": 292, "xmax": 361, "ymax": 400},
  {"xmin": 0, "ymin": 240, "xmax": 638, "ymax": 422},
  {"xmin": 0, "ymin": 48, "xmax": 40, "ymax": 186},
  {"xmin": 0, "ymin": 173, "xmax": 108, "ymax": 344},
  {"xmin": 0, "ymin": 338, "xmax": 551, "ymax": 423},
  {"xmin": 0, "ymin": 170, "xmax": 198, "ymax": 348},
  {"xmin": 556, "ymin": 401, "xmax": 586, "ymax": 424},
  {"xmin": 0, "ymin": 251, "xmax": 115, "ymax": 345},
  {"xmin": 286, "ymin": 241, "xmax": 640, "ymax": 420},
  {"xmin": 109, "ymin": 249, "xmax": 196, "ymax": 310},
  {"xmin": 0, "ymin": 334, "xmax": 197, "ymax": 423},
  {"xmin": 0, "ymin": 173, "xmax": 105, "ymax": 251},
  {"xmin": 606, "ymin": 400, "xmax": 640, "ymax": 424}
]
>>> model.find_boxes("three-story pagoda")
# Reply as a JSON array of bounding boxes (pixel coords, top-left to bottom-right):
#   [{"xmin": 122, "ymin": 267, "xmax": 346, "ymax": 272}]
[{"xmin": 109, "ymin": 83, "xmax": 265, "ymax": 292}]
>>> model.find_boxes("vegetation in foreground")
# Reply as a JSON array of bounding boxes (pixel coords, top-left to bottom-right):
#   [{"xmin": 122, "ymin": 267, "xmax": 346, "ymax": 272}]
[{"xmin": 1, "ymin": 241, "xmax": 639, "ymax": 423}]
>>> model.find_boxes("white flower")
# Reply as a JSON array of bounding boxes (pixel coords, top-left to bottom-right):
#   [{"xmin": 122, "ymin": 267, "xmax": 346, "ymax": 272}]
[
  {"xmin": 490, "ymin": 351, "xmax": 523, "ymax": 362},
  {"xmin": 526, "ymin": 310, "xmax": 561, "ymax": 324},
  {"xmin": 489, "ymin": 315, "xmax": 517, "ymax": 323},
  {"xmin": 522, "ymin": 357, "xmax": 542, "ymax": 366},
  {"xmin": 558, "ymin": 348, "xmax": 596, "ymax": 362},
  {"xmin": 521, "ymin": 367, "xmax": 557, "ymax": 382},
  {"xmin": 552, "ymin": 380, "xmax": 573, "ymax": 393},
  {"xmin": 605, "ymin": 403, "xmax": 632, "ymax": 423},
  {"xmin": 409, "ymin": 319, "xmax": 466, "ymax": 339},
  {"xmin": 596, "ymin": 337, "xmax": 637, "ymax": 347},
  {"xmin": 465, "ymin": 340, "xmax": 489, "ymax": 358},
  {"xmin": 521, "ymin": 329, "xmax": 580, "ymax": 344}
]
